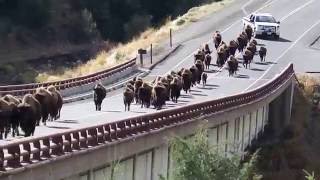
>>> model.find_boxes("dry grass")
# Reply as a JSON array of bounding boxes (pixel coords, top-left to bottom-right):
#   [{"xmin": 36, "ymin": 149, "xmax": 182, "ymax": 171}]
[
  {"xmin": 297, "ymin": 74, "xmax": 320, "ymax": 97},
  {"xmin": 36, "ymin": 0, "xmax": 233, "ymax": 82},
  {"xmin": 257, "ymin": 74, "xmax": 320, "ymax": 179}
]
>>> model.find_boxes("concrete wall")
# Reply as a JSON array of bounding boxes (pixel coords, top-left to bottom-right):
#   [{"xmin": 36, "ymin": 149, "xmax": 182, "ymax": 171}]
[
  {"xmin": 60, "ymin": 65, "xmax": 137, "ymax": 97},
  {"xmin": 1, "ymin": 78, "xmax": 295, "ymax": 180}
]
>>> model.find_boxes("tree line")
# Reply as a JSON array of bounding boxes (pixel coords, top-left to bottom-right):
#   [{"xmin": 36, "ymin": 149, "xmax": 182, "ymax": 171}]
[{"xmin": 0, "ymin": 0, "xmax": 220, "ymax": 44}]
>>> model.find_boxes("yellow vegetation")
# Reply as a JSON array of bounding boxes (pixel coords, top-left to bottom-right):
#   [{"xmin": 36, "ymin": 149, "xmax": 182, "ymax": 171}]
[{"xmin": 37, "ymin": 0, "xmax": 233, "ymax": 82}]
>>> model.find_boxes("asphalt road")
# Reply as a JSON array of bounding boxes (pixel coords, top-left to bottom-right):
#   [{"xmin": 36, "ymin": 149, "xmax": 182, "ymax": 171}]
[{"xmin": 2, "ymin": 0, "xmax": 320, "ymax": 144}]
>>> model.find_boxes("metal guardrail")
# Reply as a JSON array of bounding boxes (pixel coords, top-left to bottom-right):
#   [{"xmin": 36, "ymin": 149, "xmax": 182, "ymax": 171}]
[
  {"xmin": 0, "ymin": 63, "xmax": 294, "ymax": 171},
  {"xmin": 0, "ymin": 58, "xmax": 136, "ymax": 96}
]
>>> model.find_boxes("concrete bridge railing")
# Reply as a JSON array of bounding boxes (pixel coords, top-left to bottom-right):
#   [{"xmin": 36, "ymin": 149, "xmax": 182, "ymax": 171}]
[{"xmin": 0, "ymin": 63, "xmax": 295, "ymax": 180}]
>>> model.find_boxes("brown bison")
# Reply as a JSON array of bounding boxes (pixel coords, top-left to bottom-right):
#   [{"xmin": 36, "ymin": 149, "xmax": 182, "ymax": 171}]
[
  {"xmin": 213, "ymin": 31, "xmax": 222, "ymax": 49},
  {"xmin": 202, "ymin": 72, "xmax": 208, "ymax": 87},
  {"xmin": 93, "ymin": 83, "xmax": 107, "ymax": 111},
  {"xmin": 259, "ymin": 47, "xmax": 267, "ymax": 62},
  {"xmin": 195, "ymin": 60, "xmax": 204, "ymax": 84},
  {"xmin": 47, "ymin": 85, "xmax": 63, "ymax": 120},
  {"xmin": 229, "ymin": 40, "xmax": 238, "ymax": 56},
  {"xmin": 194, "ymin": 49, "xmax": 205, "ymax": 62},
  {"xmin": 126, "ymin": 83, "xmax": 135, "ymax": 92},
  {"xmin": 134, "ymin": 78, "xmax": 143, "ymax": 104},
  {"xmin": 0, "ymin": 98, "xmax": 14, "ymax": 139},
  {"xmin": 2, "ymin": 95, "xmax": 21, "ymax": 136},
  {"xmin": 204, "ymin": 44, "xmax": 211, "ymax": 54},
  {"xmin": 227, "ymin": 56, "xmax": 239, "ymax": 76},
  {"xmin": 170, "ymin": 77, "xmax": 182, "ymax": 103},
  {"xmin": 152, "ymin": 83, "xmax": 167, "ymax": 110},
  {"xmin": 189, "ymin": 66, "xmax": 199, "ymax": 86},
  {"xmin": 34, "ymin": 87, "xmax": 55, "ymax": 125},
  {"xmin": 216, "ymin": 46, "xmax": 227, "ymax": 67},
  {"xmin": 138, "ymin": 82, "xmax": 152, "ymax": 108},
  {"xmin": 245, "ymin": 25, "xmax": 253, "ymax": 41},
  {"xmin": 123, "ymin": 88, "xmax": 134, "ymax": 111},
  {"xmin": 182, "ymin": 69, "xmax": 192, "ymax": 94},
  {"xmin": 204, "ymin": 54, "xmax": 212, "ymax": 70},
  {"xmin": 17, "ymin": 94, "xmax": 42, "ymax": 137},
  {"xmin": 243, "ymin": 49, "xmax": 254, "ymax": 69}
]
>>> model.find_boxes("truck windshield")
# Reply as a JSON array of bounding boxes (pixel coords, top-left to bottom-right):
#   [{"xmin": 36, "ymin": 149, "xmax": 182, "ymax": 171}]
[{"xmin": 256, "ymin": 16, "xmax": 276, "ymax": 23}]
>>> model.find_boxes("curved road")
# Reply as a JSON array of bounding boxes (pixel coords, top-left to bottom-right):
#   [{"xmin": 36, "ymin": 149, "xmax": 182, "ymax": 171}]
[{"xmin": 2, "ymin": 0, "xmax": 320, "ymax": 144}]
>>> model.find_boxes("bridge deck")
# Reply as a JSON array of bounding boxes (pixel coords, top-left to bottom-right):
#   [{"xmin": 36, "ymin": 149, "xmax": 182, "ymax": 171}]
[{"xmin": 1, "ymin": 0, "xmax": 320, "ymax": 145}]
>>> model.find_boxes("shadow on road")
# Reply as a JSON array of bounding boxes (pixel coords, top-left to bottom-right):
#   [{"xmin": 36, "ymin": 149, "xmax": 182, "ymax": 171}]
[
  {"xmin": 103, "ymin": 110, "xmax": 122, "ymax": 113},
  {"xmin": 197, "ymin": 87, "xmax": 215, "ymax": 90},
  {"xmin": 235, "ymin": 74, "xmax": 250, "ymax": 79},
  {"xmin": 205, "ymin": 84, "xmax": 220, "ymax": 87},
  {"xmin": 191, "ymin": 93, "xmax": 208, "ymax": 97},
  {"xmin": 55, "ymin": 120, "xmax": 79, "ymax": 124},
  {"xmin": 47, "ymin": 126, "xmax": 71, "ymax": 130},
  {"xmin": 250, "ymin": 68, "xmax": 265, "ymax": 72}
]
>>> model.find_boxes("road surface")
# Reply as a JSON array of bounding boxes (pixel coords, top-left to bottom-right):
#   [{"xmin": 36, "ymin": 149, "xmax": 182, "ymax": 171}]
[{"xmin": 2, "ymin": 0, "xmax": 320, "ymax": 144}]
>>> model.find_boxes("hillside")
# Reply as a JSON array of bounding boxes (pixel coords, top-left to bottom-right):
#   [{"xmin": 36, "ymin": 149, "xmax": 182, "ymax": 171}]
[
  {"xmin": 252, "ymin": 76, "xmax": 320, "ymax": 179},
  {"xmin": 0, "ymin": 0, "xmax": 219, "ymax": 85}
]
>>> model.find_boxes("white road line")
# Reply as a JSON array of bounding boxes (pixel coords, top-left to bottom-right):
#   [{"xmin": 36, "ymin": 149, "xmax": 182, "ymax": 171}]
[
  {"xmin": 242, "ymin": 0, "xmax": 255, "ymax": 15},
  {"xmin": 280, "ymin": 0, "xmax": 315, "ymax": 21},
  {"xmin": 165, "ymin": 0, "xmax": 276, "ymax": 75},
  {"xmin": 243, "ymin": 19, "xmax": 320, "ymax": 92},
  {"xmin": 211, "ymin": 0, "xmax": 315, "ymax": 81}
]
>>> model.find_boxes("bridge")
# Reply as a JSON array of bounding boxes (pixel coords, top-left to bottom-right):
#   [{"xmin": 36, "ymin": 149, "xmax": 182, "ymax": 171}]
[{"xmin": 0, "ymin": 0, "xmax": 320, "ymax": 179}]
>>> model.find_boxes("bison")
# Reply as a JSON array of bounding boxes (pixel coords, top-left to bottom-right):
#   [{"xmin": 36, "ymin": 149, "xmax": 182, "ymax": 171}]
[
  {"xmin": 123, "ymin": 88, "xmax": 134, "ymax": 111},
  {"xmin": 229, "ymin": 40, "xmax": 238, "ymax": 56},
  {"xmin": 195, "ymin": 60, "xmax": 204, "ymax": 84},
  {"xmin": 170, "ymin": 77, "xmax": 182, "ymax": 103},
  {"xmin": 152, "ymin": 83, "xmax": 167, "ymax": 110},
  {"xmin": 47, "ymin": 85, "xmax": 63, "ymax": 120},
  {"xmin": 138, "ymin": 82, "xmax": 152, "ymax": 108},
  {"xmin": 245, "ymin": 25, "xmax": 253, "ymax": 41},
  {"xmin": 93, "ymin": 83, "xmax": 107, "ymax": 111},
  {"xmin": 259, "ymin": 47, "xmax": 267, "ymax": 62},
  {"xmin": 134, "ymin": 78, "xmax": 143, "ymax": 104},
  {"xmin": 227, "ymin": 56, "xmax": 239, "ymax": 76},
  {"xmin": 34, "ymin": 87, "xmax": 55, "ymax": 125},
  {"xmin": 2, "ymin": 95, "xmax": 21, "ymax": 136},
  {"xmin": 202, "ymin": 72, "xmax": 208, "ymax": 87},
  {"xmin": 243, "ymin": 49, "xmax": 254, "ymax": 69},
  {"xmin": 204, "ymin": 54, "xmax": 212, "ymax": 70},
  {"xmin": 182, "ymin": 69, "xmax": 192, "ymax": 94},
  {"xmin": 17, "ymin": 94, "xmax": 42, "ymax": 137},
  {"xmin": 213, "ymin": 31, "xmax": 222, "ymax": 49}
]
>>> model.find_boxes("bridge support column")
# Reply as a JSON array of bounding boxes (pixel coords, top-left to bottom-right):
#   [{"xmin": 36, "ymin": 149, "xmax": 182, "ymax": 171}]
[{"xmin": 268, "ymin": 84, "xmax": 294, "ymax": 137}]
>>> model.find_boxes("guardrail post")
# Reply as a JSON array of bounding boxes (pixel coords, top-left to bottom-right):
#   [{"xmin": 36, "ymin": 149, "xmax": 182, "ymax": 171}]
[
  {"xmin": 64, "ymin": 133, "xmax": 72, "ymax": 152},
  {"xmin": 72, "ymin": 132, "xmax": 80, "ymax": 150},
  {"xmin": 52, "ymin": 135, "xmax": 64, "ymax": 155},
  {"xmin": 32, "ymin": 140, "xmax": 41, "ymax": 161},
  {"xmin": 150, "ymin": 44, "xmax": 153, "ymax": 64},
  {"xmin": 0, "ymin": 148, "xmax": 4, "ymax": 171},
  {"xmin": 170, "ymin": 28, "xmax": 173, "ymax": 47},
  {"xmin": 7, "ymin": 145, "xmax": 21, "ymax": 168},
  {"xmin": 80, "ymin": 130, "xmax": 88, "ymax": 149},
  {"xmin": 88, "ymin": 128, "xmax": 98, "ymax": 147},
  {"xmin": 22, "ymin": 143, "xmax": 31, "ymax": 163},
  {"xmin": 42, "ymin": 138, "xmax": 51, "ymax": 158}
]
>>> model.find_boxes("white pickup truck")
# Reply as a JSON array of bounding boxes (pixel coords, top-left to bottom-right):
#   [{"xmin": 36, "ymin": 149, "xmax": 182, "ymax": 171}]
[{"xmin": 243, "ymin": 13, "xmax": 280, "ymax": 39}]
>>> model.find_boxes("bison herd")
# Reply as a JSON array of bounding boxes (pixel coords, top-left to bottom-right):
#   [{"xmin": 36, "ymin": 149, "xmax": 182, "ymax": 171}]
[
  {"xmin": 0, "ymin": 25, "xmax": 269, "ymax": 139},
  {"xmin": 0, "ymin": 86, "xmax": 63, "ymax": 139},
  {"xmin": 117, "ymin": 25, "xmax": 268, "ymax": 111}
]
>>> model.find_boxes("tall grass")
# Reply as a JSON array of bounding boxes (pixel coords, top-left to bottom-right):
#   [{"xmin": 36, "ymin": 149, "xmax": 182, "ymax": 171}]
[{"xmin": 36, "ymin": 0, "xmax": 233, "ymax": 82}]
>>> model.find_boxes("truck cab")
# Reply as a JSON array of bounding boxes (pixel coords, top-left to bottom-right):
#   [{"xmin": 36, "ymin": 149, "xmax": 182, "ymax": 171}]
[{"xmin": 243, "ymin": 13, "xmax": 280, "ymax": 39}]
